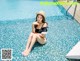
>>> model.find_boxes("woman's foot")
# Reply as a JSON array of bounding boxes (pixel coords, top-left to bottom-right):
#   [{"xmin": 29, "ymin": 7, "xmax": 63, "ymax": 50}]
[{"xmin": 22, "ymin": 50, "xmax": 30, "ymax": 56}]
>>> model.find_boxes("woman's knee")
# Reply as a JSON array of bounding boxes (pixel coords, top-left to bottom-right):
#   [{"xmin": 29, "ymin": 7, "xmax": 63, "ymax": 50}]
[
  {"xmin": 30, "ymin": 32, "xmax": 35, "ymax": 37},
  {"xmin": 30, "ymin": 32, "xmax": 34, "ymax": 36},
  {"xmin": 36, "ymin": 37, "xmax": 47, "ymax": 45},
  {"xmin": 33, "ymin": 34, "xmax": 37, "ymax": 38},
  {"xmin": 30, "ymin": 32, "xmax": 37, "ymax": 38}
]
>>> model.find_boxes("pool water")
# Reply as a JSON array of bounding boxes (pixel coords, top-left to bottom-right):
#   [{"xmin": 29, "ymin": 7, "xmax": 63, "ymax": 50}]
[
  {"xmin": 0, "ymin": 0, "xmax": 63, "ymax": 21},
  {"xmin": 0, "ymin": 0, "xmax": 80, "ymax": 61}
]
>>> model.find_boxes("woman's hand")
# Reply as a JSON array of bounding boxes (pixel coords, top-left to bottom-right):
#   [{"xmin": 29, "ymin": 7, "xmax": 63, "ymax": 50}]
[{"xmin": 33, "ymin": 22, "xmax": 39, "ymax": 26}]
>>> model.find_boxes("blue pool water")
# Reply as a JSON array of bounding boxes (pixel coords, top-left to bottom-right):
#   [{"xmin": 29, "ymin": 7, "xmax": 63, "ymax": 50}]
[
  {"xmin": 0, "ymin": 0, "xmax": 80, "ymax": 61},
  {"xmin": 0, "ymin": 0, "xmax": 63, "ymax": 21}
]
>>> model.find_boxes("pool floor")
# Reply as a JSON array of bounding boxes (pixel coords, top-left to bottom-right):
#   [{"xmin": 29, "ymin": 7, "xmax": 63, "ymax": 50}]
[{"xmin": 0, "ymin": 16, "xmax": 80, "ymax": 61}]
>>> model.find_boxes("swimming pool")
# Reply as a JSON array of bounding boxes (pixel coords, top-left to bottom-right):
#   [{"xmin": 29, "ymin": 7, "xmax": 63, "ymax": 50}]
[{"xmin": 0, "ymin": 0, "xmax": 80, "ymax": 61}]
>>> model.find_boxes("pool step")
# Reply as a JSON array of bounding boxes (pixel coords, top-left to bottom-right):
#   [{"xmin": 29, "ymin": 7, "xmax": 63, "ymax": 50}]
[
  {"xmin": 63, "ymin": 3, "xmax": 80, "ymax": 23},
  {"xmin": 66, "ymin": 41, "xmax": 80, "ymax": 59}
]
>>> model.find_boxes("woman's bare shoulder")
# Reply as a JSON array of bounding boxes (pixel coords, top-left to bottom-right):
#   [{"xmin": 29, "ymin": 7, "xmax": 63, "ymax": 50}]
[{"xmin": 43, "ymin": 22, "xmax": 48, "ymax": 27}]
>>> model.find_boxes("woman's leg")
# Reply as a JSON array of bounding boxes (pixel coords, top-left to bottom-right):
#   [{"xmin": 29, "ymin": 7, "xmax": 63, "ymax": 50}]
[
  {"xmin": 25, "ymin": 32, "xmax": 34, "ymax": 50},
  {"xmin": 24, "ymin": 34, "xmax": 46, "ymax": 56},
  {"xmin": 22, "ymin": 33, "xmax": 46, "ymax": 56},
  {"xmin": 27, "ymin": 34, "xmax": 37, "ymax": 54},
  {"xmin": 22, "ymin": 32, "xmax": 34, "ymax": 56},
  {"xmin": 36, "ymin": 34, "xmax": 47, "ymax": 45},
  {"xmin": 22, "ymin": 33, "xmax": 37, "ymax": 56}
]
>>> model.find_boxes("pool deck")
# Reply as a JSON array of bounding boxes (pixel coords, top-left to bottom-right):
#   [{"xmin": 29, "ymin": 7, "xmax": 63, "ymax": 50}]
[
  {"xmin": 62, "ymin": 2, "xmax": 80, "ymax": 23},
  {"xmin": 66, "ymin": 41, "xmax": 80, "ymax": 59}
]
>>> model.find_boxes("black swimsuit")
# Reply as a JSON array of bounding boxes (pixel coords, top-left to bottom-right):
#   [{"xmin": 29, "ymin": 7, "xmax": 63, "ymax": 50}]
[{"xmin": 35, "ymin": 24, "xmax": 48, "ymax": 33}]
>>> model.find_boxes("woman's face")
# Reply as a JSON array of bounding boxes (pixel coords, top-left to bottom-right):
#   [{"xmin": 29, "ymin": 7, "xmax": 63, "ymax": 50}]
[{"xmin": 37, "ymin": 14, "xmax": 43, "ymax": 23}]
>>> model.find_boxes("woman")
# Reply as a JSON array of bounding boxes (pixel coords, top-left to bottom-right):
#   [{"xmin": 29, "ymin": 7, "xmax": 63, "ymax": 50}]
[{"xmin": 22, "ymin": 11, "xmax": 48, "ymax": 56}]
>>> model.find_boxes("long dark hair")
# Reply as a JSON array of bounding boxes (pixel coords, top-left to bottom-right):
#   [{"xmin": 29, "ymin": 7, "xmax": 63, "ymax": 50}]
[{"xmin": 35, "ymin": 14, "xmax": 45, "ymax": 23}]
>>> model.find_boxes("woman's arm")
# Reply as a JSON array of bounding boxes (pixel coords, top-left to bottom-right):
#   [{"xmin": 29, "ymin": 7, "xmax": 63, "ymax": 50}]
[
  {"xmin": 32, "ymin": 22, "xmax": 39, "ymax": 33},
  {"xmin": 40, "ymin": 23, "xmax": 48, "ymax": 38},
  {"xmin": 32, "ymin": 23, "xmax": 35, "ymax": 33}
]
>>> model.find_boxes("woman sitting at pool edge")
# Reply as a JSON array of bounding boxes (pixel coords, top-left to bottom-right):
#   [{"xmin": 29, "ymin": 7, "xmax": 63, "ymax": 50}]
[{"xmin": 22, "ymin": 11, "xmax": 48, "ymax": 56}]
